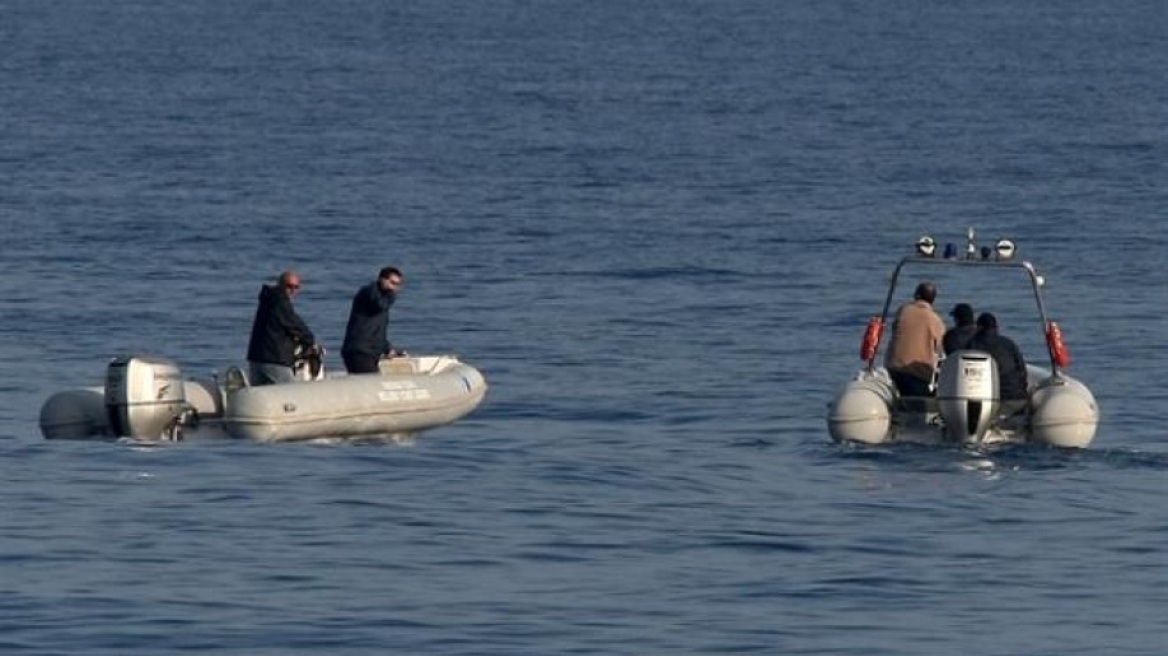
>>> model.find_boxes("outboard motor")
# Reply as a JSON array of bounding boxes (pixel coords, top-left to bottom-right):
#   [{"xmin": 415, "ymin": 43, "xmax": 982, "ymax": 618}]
[
  {"xmin": 936, "ymin": 351, "xmax": 999, "ymax": 443},
  {"xmin": 104, "ymin": 356, "xmax": 188, "ymax": 439}
]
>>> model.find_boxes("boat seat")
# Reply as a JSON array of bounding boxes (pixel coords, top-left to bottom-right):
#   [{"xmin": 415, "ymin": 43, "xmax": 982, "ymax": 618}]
[
  {"xmin": 379, "ymin": 359, "xmax": 416, "ymax": 374},
  {"xmin": 224, "ymin": 366, "xmax": 249, "ymax": 392}
]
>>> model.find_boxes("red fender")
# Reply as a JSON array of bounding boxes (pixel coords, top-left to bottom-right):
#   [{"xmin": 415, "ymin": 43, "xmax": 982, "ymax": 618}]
[
  {"xmin": 860, "ymin": 317, "xmax": 884, "ymax": 361},
  {"xmin": 1046, "ymin": 321, "xmax": 1071, "ymax": 369}
]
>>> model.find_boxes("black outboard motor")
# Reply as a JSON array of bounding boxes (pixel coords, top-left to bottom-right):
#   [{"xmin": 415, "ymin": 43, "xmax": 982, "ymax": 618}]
[{"xmin": 936, "ymin": 351, "xmax": 999, "ymax": 443}]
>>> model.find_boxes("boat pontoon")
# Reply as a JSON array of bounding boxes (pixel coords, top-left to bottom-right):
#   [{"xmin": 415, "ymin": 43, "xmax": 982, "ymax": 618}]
[{"xmin": 40, "ymin": 351, "xmax": 488, "ymax": 443}]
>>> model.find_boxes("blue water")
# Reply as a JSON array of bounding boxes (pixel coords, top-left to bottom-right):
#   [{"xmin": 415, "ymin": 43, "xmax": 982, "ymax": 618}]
[{"xmin": 2, "ymin": 1, "xmax": 1167, "ymax": 654}]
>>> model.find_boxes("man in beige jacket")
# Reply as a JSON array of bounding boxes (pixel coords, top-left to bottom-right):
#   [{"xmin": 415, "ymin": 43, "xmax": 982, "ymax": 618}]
[{"xmin": 884, "ymin": 281, "xmax": 946, "ymax": 396}]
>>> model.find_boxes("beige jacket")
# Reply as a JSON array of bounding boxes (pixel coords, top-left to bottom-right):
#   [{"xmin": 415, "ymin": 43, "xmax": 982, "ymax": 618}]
[{"xmin": 884, "ymin": 300, "xmax": 946, "ymax": 381}]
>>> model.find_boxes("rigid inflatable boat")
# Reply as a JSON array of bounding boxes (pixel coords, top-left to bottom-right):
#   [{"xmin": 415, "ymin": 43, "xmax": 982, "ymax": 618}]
[
  {"xmin": 40, "ymin": 353, "xmax": 488, "ymax": 443},
  {"xmin": 827, "ymin": 229, "xmax": 1099, "ymax": 449}
]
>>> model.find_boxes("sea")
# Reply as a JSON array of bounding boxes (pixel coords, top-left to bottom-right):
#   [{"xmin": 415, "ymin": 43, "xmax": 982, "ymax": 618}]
[{"xmin": 1, "ymin": 1, "xmax": 1166, "ymax": 654}]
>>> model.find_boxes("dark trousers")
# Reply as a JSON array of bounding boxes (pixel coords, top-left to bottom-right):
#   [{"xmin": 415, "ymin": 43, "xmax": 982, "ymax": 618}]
[
  {"xmin": 890, "ymin": 369, "xmax": 932, "ymax": 397},
  {"xmin": 342, "ymin": 351, "xmax": 380, "ymax": 374}
]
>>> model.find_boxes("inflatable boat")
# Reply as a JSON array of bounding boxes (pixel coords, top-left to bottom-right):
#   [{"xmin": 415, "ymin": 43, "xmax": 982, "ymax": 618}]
[
  {"xmin": 827, "ymin": 229, "xmax": 1099, "ymax": 449},
  {"xmin": 40, "ymin": 353, "xmax": 488, "ymax": 443}
]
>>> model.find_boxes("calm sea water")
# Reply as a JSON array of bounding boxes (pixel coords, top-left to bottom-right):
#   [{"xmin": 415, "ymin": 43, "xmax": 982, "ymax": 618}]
[{"xmin": 2, "ymin": 1, "xmax": 1166, "ymax": 654}]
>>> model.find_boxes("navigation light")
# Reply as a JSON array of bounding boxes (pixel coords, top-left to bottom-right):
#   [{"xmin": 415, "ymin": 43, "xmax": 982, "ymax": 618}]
[{"xmin": 916, "ymin": 236, "xmax": 936, "ymax": 257}]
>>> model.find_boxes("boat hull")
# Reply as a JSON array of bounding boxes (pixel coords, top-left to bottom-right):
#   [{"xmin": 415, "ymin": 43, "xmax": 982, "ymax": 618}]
[
  {"xmin": 827, "ymin": 363, "xmax": 1098, "ymax": 449},
  {"xmin": 40, "ymin": 355, "xmax": 488, "ymax": 443},
  {"xmin": 225, "ymin": 361, "xmax": 487, "ymax": 443}
]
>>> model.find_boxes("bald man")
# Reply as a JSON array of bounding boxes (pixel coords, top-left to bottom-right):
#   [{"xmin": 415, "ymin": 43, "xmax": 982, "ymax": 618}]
[{"xmin": 246, "ymin": 270, "xmax": 319, "ymax": 385}]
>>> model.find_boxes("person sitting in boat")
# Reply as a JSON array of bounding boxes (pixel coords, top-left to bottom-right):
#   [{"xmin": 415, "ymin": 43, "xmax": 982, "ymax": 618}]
[
  {"xmin": 942, "ymin": 302, "xmax": 978, "ymax": 354},
  {"xmin": 966, "ymin": 312, "xmax": 1029, "ymax": 411},
  {"xmin": 341, "ymin": 266, "xmax": 407, "ymax": 374},
  {"xmin": 246, "ymin": 270, "xmax": 321, "ymax": 386},
  {"xmin": 884, "ymin": 281, "xmax": 946, "ymax": 397}
]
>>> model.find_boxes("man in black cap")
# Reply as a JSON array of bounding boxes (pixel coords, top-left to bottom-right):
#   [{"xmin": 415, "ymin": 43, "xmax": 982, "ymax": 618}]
[
  {"xmin": 942, "ymin": 303, "xmax": 978, "ymax": 354},
  {"xmin": 966, "ymin": 312, "xmax": 1029, "ymax": 408}
]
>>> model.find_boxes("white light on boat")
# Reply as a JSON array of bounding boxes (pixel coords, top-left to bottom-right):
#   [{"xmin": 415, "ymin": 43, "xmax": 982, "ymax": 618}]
[
  {"xmin": 916, "ymin": 235, "xmax": 936, "ymax": 257},
  {"xmin": 995, "ymin": 239, "xmax": 1016, "ymax": 261}
]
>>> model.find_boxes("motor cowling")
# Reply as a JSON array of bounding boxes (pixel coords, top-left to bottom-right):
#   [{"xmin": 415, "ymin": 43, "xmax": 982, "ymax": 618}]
[
  {"xmin": 104, "ymin": 356, "xmax": 188, "ymax": 439},
  {"xmin": 936, "ymin": 351, "xmax": 999, "ymax": 443}
]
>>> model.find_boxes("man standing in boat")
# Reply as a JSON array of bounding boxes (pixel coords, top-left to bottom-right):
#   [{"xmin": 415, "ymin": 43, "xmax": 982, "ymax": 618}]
[
  {"xmin": 341, "ymin": 266, "xmax": 406, "ymax": 374},
  {"xmin": 884, "ymin": 281, "xmax": 946, "ymax": 396},
  {"xmin": 246, "ymin": 270, "xmax": 320, "ymax": 385}
]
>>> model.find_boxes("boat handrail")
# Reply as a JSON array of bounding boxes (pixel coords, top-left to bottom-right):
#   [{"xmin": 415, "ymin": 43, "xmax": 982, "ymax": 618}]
[{"xmin": 868, "ymin": 235, "xmax": 1061, "ymax": 375}]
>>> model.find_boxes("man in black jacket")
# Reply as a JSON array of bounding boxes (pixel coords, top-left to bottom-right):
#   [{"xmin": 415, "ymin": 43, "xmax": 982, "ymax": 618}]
[
  {"xmin": 246, "ymin": 271, "xmax": 319, "ymax": 385},
  {"xmin": 942, "ymin": 303, "xmax": 978, "ymax": 354},
  {"xmin": 966, "ymin": 312, "xmax": 1029, "ymax": 407},
  {"xmin": 341, "ymin": 266, "xmax": 406, "ymax": 374}
]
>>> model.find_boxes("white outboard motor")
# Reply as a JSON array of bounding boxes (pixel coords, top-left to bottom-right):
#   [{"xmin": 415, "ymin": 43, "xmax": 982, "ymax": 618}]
[
  {"xmin": 104, "ymin": 356, "xmax": 188, "ymax": 439},
  {"xmin": 936, "ymin": 351, "xmax": 999, "ymax": 443}
]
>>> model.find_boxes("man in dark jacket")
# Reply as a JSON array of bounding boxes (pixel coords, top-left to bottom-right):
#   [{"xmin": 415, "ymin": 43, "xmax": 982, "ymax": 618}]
[
  {"xmin": 341, "ymin": 266, "xmax": 406, "ymax": 374},
  {"xmin": 246, "ymin": 270, "xmax": 319, "ymax": 385},
  {"xmin": 966, "ymin": 312, "xmax": 1028, "ymax": 405},
  {"xmin": 942, "ymin": 303, "xmax": 978, "ymax": 354}
]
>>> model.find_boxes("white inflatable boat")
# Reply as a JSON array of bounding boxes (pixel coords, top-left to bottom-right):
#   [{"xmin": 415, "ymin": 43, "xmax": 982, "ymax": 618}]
[
  {"xmin": 40, "ymin": 353, "xmax": 488, "ymax": 443},
  {"xmin": 827, "ymin": 229, "xmax": 1099, "ymax": 449}
]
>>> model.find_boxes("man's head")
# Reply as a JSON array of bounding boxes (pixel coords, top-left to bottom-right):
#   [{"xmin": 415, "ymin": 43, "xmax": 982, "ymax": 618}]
[
  {"xmin": 377, "ymin": 266, "xmax": 405, "ymax": 294},
  {"xmin": 279, "ymin": 270, "xmax": 302, "ymax": 296},
  {"xmin": 913, "ymin": 281, "xmax": 937, "ymax": 304},
  {"xmin": 950, "ymin": 303, "xmax": 974, "ymax": 325},
  {"xmin": 976, "ymin": 312, "xmax": 998, "ymax": 331}
]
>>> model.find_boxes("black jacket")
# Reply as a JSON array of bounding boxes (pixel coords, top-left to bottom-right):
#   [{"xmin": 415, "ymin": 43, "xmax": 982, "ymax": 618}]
[
  {"xmin": 341, "ymin": 281, "xmax": 396, "ymax": 358},
  {"xmin": 966, "ymin": 329, "xmax": 1028, "ymax": 400},
  {"xmin": 246, "ymin": 285, "xmax": 316, "ymax": 366},
  {"xmin": 942, "ymin": 324, "xmax": 978, "ymax": 355}
]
